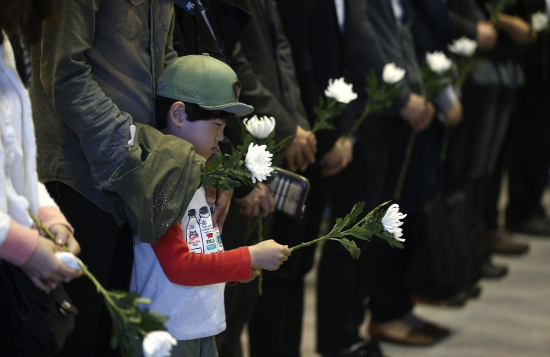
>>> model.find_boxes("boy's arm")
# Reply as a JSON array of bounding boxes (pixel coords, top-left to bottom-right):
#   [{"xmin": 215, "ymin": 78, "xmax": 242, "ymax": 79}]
[{"xmin": 151, "ymin": 223, "xmax": 251, "ymax": 286}]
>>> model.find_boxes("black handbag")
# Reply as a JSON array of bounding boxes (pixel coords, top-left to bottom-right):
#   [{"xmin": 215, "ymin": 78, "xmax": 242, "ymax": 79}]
[
  {"xmin": 407, "ymin": 192, "xmax": 481, "ymax": 301},
  {"xmin": 0, "ymin": 259, "xmax": 78, "ymax": 357}
]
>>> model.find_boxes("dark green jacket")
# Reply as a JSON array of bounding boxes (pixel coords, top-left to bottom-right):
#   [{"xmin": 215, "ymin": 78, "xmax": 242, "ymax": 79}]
[{"xmin": 108, "ymin": 124, "xmax": 205, "ymax": 243}]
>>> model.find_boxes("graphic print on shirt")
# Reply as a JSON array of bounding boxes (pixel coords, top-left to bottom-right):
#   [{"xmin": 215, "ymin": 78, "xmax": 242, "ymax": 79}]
[{"xmin": 186, "ymin": 205, "xmax": 224, "ymax": 254}]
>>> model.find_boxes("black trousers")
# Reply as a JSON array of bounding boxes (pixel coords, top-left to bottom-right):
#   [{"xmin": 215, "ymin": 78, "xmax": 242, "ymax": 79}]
[
  {"xmin": 216, "ymin": 200, "xmax": 257, "ymax": 357},
  {"xmin": 506, "ymin": 72, "xmax": 550, "ymax": 225},
  {"xmin": 47, "ymin": 182, "xmax": 133, "ymax": 357},
  {"xmin": 316, "ymin": 115, "xmax": 432, "ymax": 355},
  {"xmin": 247, "ymin": 167, "xmax": 331, "ymax": 357},
  {"xmin": 461, "ymin": 85, "xmax": 516, "ymax": 248}
]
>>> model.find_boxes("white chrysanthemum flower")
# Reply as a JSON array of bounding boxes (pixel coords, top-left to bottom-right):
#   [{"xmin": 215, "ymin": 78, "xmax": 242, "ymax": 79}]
[
  {"xmin": 243, "ymin": 115, "xmax": 276, "ymax": 139},
  {"xmin": 531, "ymin": 11, "xmax": 549, "ymax": 32},
  {"xmin": 382, "ymin": 63, "xmax": 406, "ymax": 84},
  {"xmin": 324, "ymin": 77, "xmax": 358, "ymax": 104},
  {"xmin": 245, "ymin": 143, "xmax": 274, "ymax": 183},
  {"xmin": 381, "ymin": 204, "xmax": 407, "ymax": 242},
  {"xmin": 426, "ymin": 51, "xmax": 453, "ymax": 74},
  {"xmin": 448, "ymin": 37, "xmax": 478, "ymax": 57},
  {"xmin": 55, "ymin": 252, "xmax": 83, "ymax": 271},
  {"xmin": 143, "ymin": 331, "xmax": 177, "ymax": 357}
]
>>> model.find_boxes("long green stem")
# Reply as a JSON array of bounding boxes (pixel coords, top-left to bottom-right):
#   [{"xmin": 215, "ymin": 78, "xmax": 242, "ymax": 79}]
[
  {"xmin": 394, "ymin": 132, "xmax": 417, "ymax": 201},
  {"xmin": 30, "ymin": 214, "xmax": 134, "ymax": 316},
  {"xmin": 290, "ymin": 234, "xmax": 330, "ymax": 251},
  {"xmin": 346, "ymin": 100, "xmax": 373, "ymax": 138}
]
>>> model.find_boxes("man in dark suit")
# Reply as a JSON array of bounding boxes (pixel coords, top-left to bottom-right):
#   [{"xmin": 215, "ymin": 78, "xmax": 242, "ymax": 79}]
[
  {"xmin": 313, "ymin": 0, "xmax": 447, "ymax": 354},
  {"xmin": 505, "ymin": 0, "xmax": 550, "ymax": 237},
  {"xmin": 447, "ymin": 0, "xmax": 531, "ymax": 277},
  {"xmin": 246, "ymin": 1, "xmax": 389, "ymax": 356}
]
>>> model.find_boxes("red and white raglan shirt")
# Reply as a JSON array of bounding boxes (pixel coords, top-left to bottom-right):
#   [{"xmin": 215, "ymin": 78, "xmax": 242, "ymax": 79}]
[{"xmin": 130, "ymin": 186, "xmax": 251, "ymax": 341}]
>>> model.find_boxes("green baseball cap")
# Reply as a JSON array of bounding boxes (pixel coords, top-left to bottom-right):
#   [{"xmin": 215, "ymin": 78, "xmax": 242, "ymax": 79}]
[{"xmin": 157, "ymin": 53, "xmax": 254, "ymax": 117}]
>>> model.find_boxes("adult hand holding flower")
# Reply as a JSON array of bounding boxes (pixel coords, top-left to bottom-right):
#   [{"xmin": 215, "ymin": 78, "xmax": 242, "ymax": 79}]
[{"xmin": 31, "ymin": 214, "xmax": 173, "ymax": 357}]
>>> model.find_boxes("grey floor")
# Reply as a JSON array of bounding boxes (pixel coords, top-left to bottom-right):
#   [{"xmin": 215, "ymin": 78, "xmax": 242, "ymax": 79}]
[
  {"xmin": 242, "ymin": 190, "xmax": 550, "ymax": 357},
  {"xmin": 299, "ymin": 236, "xmax": 550, "ymax": 357}
]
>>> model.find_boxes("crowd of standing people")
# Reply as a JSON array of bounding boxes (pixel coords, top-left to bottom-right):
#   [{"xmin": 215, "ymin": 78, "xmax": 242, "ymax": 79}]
[{"xmin": 1, "ymin": 0, "xmax": 550, "ymax": 357}]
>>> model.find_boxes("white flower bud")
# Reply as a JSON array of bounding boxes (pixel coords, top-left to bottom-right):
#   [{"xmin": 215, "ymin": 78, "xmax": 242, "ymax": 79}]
[
  {"xmin": 382, "ymin": 63, "xmax": 406, "ymax": 84},
  {"xmin": 324, "ymin": 77, "xmax": 358, "ymax": 104},
  {"xmin": 245, "ymin": 143, "xmax": 274, "ymax": 183},
  {"xmin": 381, "ymin": 204, "xmax": 407, "ymax": 242},
  {"xmin": 448, "ymin": 37, "xmax": 478, "ymax": 57},
  {"xmin": 425, "ymin": 51, "xmax": 453, "ymax": 74},
  {"xmin": 243, "ymin": 115, "xmax": 276, "ymax": 139}
]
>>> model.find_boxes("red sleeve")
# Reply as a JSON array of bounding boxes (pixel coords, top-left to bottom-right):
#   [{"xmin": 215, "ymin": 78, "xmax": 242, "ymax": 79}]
[{"xmin": 152, "ymin": 223, "xmax": 251, "ymax": 286}]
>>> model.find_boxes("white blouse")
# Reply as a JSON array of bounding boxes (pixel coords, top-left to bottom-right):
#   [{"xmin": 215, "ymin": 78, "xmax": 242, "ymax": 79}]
[{"xmin": 0, "ymin": 36, "xmax": 57, "ymax": 247}]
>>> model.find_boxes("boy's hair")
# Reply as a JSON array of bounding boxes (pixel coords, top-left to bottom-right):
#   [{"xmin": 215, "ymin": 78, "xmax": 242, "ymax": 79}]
[{"xmin": 155, "ymin": 96, "xmax": 236, "ymax": 129}]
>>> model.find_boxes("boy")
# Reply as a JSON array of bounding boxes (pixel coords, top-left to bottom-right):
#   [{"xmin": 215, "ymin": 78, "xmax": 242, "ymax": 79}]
[{"xmin": 130, "ymin": 54, "xmax": 291, "ymax": 356}]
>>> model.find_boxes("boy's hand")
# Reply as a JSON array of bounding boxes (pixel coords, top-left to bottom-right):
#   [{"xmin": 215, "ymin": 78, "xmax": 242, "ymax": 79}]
[
  {"xmin": 236, "ymin": 183, "xmax": 276, "ymax": 217},
  {"xmin": 248, "ymin": 240, "xmax": 291, "ymax": 271},
  {"xmin": 205, "ymin": 187, "xmax": 233, "ymax": 233}
]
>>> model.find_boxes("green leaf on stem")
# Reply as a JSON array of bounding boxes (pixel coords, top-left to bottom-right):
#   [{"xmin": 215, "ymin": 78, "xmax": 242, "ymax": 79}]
[{"xmin": 332, "ymin": 238, "xmax": 361, "ymax": 259}]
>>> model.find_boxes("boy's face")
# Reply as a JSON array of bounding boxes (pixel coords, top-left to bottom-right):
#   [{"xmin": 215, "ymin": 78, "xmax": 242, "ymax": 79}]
[{"xmin": 177, "ymin": 117, "xmax": 226, "ymax": 160}]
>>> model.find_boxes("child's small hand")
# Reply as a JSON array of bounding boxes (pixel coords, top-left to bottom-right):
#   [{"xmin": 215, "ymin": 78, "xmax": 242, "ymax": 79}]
[
  {"xmin": 240, "ymin": 266, "xmax": 261, "ymax": 283},
  {"xmin": 248, "ymin": 240, "xmax": 291, "ymax": 271}
]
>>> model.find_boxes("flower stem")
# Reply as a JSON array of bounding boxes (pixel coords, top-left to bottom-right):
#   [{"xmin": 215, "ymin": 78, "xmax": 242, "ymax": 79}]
[
  {"xmin": 394, "ymin": 132, "xmax": 417, "ymax": 201},
  {"xmin": 290, "ymin": 234, "xmax": 330, "ymax": 251},
  {"xmin": 30, "ymin": 214, "xmax": 134, "ymax": 318},
  {"xmin": 346, "ymin": 100, "xmax": 372, "ymax": 139}
]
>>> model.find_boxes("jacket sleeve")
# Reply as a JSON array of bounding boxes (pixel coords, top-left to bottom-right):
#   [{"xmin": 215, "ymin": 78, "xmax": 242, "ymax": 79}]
[
  {"xmin": 152, "ymin": 223, "xmax": 252, "ymax": 286},
  {"xmin": 355, "ymin": 0, "xmax": 412, "ymax": 113},
  {"xmin": 35, "ymin": 0, "xmax": 131, "ymax": 188},
  {"xmin": 229, "ymin": 42, "xmax": 300, "ymax": 144}
]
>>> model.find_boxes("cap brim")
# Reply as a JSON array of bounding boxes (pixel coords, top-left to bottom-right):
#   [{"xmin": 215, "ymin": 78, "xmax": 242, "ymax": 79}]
[{"xmin": 199, "ymin": 102, "xmax": 254, "ymax": 117}]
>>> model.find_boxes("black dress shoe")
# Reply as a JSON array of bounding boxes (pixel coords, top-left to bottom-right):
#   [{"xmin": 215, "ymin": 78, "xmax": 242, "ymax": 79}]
[
  {"xmin": 411, "ymin": 290, "xmax": 468, "ymax": 307},
  {"xmin": 467, "ymin": 285, "xmax": 482, "ymax": 298},
  {"xmin": 481, "ymin": 260, "xmax": 508, "ymax": 279},
  {"xmin": 508, "ymin": 215, "xmax": 550, "ymax": 236},
  {"xmin": 404, "ymin": 314, "xmax": 452, "ymax": 340},
  {"xmin": 324, "ymin": 340, "xmax": 390, "ymax": 357},
  {"xmin": 487, "ymin": 228, "xmax": 529, "ymax": 255}
]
